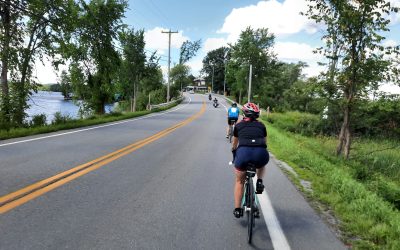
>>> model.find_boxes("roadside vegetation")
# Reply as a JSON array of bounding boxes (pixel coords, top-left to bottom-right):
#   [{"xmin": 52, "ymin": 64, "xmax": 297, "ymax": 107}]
[
  {"xmin": 0, "ymin": 101, "xmax": 180, "ymax": 140},
  {"xmin": 262, "ymin": 112, "xmax": 400, "ymax": 249}
]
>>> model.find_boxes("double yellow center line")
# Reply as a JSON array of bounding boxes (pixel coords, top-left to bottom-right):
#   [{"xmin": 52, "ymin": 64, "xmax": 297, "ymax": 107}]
[{"xmin": 0, "ymin": 102, "xmax": 206, "ymax": 214}]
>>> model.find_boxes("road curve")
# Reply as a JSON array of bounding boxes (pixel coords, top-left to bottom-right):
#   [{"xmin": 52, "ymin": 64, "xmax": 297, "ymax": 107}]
[{"xmin": 0, "ymin": 93, "xmax": 345, "ymax": 250}]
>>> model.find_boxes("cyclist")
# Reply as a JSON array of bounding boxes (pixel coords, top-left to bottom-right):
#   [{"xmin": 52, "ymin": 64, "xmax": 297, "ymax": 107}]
[
  {"xmin": 213, "ymin": 97, "xmax": 219, "ymax": 107},
  {"xmin": 226, "ymin": 102, "xmax": 240, "ymax": 138},
  {"xmin": 231, "ymin": 102, "xmax": 269, "ymax": 218},
  {"xmin": 208, "ymin": 93, "xmax": 212, "ymax": 100}
]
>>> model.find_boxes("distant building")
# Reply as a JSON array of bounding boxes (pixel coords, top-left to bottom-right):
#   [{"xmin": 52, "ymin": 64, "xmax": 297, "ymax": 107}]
[{"xmin": 192, "ymin": 78, "xmax": 207, "ymax": 91}]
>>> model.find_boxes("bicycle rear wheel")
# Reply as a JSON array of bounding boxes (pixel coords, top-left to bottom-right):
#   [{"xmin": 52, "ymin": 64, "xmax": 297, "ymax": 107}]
[{"xmin": 247, "ymin": 178, "xmax": 255, "ymax": 244}]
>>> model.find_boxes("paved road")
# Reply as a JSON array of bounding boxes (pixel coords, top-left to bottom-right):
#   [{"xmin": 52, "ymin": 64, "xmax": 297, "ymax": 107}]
[{"xmin": 0, "ymin": 94, "xmax": 346, "ymax": 250}]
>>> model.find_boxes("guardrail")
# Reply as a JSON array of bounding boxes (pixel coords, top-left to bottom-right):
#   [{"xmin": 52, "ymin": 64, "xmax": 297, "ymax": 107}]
[{"xmin": 148, "ymin": 96, "xmax": 184, "ymax": 110}]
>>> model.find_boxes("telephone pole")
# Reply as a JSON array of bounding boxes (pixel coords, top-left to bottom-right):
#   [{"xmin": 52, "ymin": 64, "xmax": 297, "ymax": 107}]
[
  {"xmin": 162, "ymin": 29, "xmax": 178, "ymax": 102},
  {"xmin": 248, "ymin": 64, "xmax": 252, "ymax": 102}
]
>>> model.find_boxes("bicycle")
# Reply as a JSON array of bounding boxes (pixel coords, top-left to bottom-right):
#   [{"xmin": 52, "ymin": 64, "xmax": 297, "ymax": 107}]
[
  {"xmin": 242, "ymin": 162, "xmax": 260, "ymax": 244},
  {"xmin": 230, "ymin": 153, "xmax": 260, "ymax": 244},
  {"xmin": 227, "ymin": 119, "xmax": 236, "ymax": 143}
]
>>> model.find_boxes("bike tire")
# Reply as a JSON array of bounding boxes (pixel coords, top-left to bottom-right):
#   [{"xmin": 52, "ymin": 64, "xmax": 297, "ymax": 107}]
[
  {"xmin": 247, "ymin": 179, "xmax": 254, "ymax": 244},
  {"xmin": 229, "ymin": 126, "xmax": 233, "ymax": 143}
]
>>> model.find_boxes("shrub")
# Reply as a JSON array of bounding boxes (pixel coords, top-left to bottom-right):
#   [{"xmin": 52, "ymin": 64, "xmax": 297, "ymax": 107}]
[
  {"xmin": 30, "ymin": 114, "xmax": 47, "ymax": 127},
  {"xmin": 264, "ymin": 111, "xmax": 322, "ymax": 136},
  {"xmin": 52, "ymin": 112, "xmax": 72, "ymax": 125}
]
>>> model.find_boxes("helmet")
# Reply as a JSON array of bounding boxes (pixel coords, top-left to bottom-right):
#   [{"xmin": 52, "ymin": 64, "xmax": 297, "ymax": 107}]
[
  {"xmin": 242, "ymin": 102, "xmax": 260, "ymax": 118},
  {"xmin": 232, "ymin": 102, "xmax": 237, "ymax": 107}
]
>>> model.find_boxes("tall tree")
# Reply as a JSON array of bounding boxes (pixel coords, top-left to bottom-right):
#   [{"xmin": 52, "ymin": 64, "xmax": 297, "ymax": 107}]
[
  {"xmin": 304, "ymin": 0, "xmax": 400, "ymax": 158},
  {"xmin": 0, "ymin": 0, "xmax": 20, "ymax": 128},
  {"xmin": 0, "ymin": 0, "xmax": 77, "ymax": 127},
  {"xmin": 227, "ymin": 27, "xmax": 277, "ymax": 102},
  {"xmin": 68, "ymin": 0, "xmax": 127, "ymax": 115},
  {"xmin": 201, "ymin": 47, "xmax": 229, "ymax": 93},
  {"xmin": 179, "ymin": 39, "xmax": 201, "ymax": 64},
  {"xmin": 119, "ymin": 28, "xmax": 146, "ymax": 112}
]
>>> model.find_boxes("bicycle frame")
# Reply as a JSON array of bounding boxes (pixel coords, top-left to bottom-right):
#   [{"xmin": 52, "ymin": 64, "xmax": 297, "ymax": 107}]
[{"xmin": 241, "ymin": 165, "xmax": 260, "ymax": 244}]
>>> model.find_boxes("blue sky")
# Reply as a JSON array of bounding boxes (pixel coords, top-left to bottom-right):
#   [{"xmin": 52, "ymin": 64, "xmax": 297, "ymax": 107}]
[{"xmin": 37, "ymin": 0, "xmax": 400, "ymax": 93}]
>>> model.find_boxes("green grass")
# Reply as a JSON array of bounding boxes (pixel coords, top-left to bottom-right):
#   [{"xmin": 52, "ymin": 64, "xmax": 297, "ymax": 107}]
[
  {"xmin": 262, "ymin": 116, "xmax": 400, "ymax": 249},
  {"xmin": 0, "ymin": 102, "xmax": 180, "ymax": 140}
]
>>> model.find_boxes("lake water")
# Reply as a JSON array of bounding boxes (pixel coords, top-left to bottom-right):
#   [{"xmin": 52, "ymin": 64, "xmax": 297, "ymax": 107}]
[{"xmin": 27, "ymin": 91, "xmax": 113, "ymax": 123}]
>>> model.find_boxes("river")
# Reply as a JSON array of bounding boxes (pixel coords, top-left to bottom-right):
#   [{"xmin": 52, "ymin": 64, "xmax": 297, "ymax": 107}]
[{"xmin": 27, "ymin": 91, "xmax": 114, "ymax": 123}]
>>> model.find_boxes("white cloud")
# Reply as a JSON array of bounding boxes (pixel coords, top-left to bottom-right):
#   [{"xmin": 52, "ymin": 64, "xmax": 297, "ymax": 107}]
[
  {"xmin": 218, "ymin": 0, "xmax": 318, "ymax": 43},
  {"xmin": 144, "ymin": 27, "xmax": 189, "ymax": 54},
  {"xmin": 34, "ymin": 58, "xmax": 68, "ymax": 84},
  {"xmin": 383, "ymin": 39, "xmax": 398, "ymax": 47},
  {"xmin": 389, "ymin": 0, "xmax": 400, "ymax": 24},
  {"xmin": 203, "ymin": 38, "xmax": 228, "ymax": 53},
  {"xmin": 274, "ymin": 42, "xmax": 322, "ymax": 61},
  {"xmin": 186, "ymin": 57, "xmax": 203, "ymax": 75},
  {"xmin": 274, "ymin": 42, "xmax": 325, "ymax": 77},
  {"xmin": 379, "ymin": 83, "xmax": 400, "ymax": 94}
]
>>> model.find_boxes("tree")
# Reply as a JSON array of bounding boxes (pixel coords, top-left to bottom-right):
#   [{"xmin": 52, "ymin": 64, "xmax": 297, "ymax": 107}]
[
  {"xmin": 227, "ymin": 27, "xmax": 277, "ymax": 103},
  {"xmin": 170, "ymin": 63, "xmax": 190, "ymax": 94},
  {"xmin": 59, "ymin": 70, "xmax": 72, "ymax": 99},
  {"xmin": 304, "ymin": 0, "xmax": 400, "ymax": 158},
  {"xmin": 201, "ymin": 47, "xmax": 229, "ymax": 93},
  {"xmin": 1, "ymin": 0, "xmax": 74, "ymax": 127},
  {"xmin": 119, "ymin": 28, "xmax": 146, "ymax": 112},
  {"xmin": 67, "ymin": 0, "xmax": 127, "ymax": 115},
  {"xmin": 179, "ymin": 39, "xmax": 201, "ymax": 64}
]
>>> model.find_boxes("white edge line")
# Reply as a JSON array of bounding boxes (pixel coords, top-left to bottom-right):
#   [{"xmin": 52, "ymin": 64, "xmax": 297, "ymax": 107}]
[
  {"xmin": 221, "ymin": 102, "xmax": 228, "ymax": 112},
  {"xmin": 0, "ymin": 96, "xmax": 192, "ymax": 147},
  {"xmin": 254, "ymin": 181, "xmax": 291, "ymax": 250}
]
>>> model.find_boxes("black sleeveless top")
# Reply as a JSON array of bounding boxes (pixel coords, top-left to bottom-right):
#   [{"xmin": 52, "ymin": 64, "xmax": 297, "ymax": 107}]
[{"xmin": 233, "ymin": 119, "xmax": 267, "ymax": 147}]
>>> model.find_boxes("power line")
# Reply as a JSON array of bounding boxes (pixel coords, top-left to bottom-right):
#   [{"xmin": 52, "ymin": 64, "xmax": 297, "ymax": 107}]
[{"xmin": 146, "ymin": 0, "xmax": 171, "ymax": 27}]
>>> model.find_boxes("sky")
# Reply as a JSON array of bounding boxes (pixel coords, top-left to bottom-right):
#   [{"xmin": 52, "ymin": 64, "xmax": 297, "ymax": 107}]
[{"xmin": 36, "ymin": 0, "xmax": 400, "ymax": 93}]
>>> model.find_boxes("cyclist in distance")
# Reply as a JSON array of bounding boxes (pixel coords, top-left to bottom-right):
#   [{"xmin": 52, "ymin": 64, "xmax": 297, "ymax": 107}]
[
  {"xmin": 231, "ymin": 102, "xmax": 269, "ymax": 218},
  {"xmin": 226, "ymin": 103, "xmax": 240, "ymax": 138},
  {"xmin": 213, "ymin": 97, "xmax": 219, "ymax": 107}
]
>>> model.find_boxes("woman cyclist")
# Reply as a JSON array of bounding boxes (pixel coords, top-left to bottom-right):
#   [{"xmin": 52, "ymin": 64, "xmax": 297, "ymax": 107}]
[{"xmin": 231, "ymin": 102, "xmax": 269, "ymax": 218}]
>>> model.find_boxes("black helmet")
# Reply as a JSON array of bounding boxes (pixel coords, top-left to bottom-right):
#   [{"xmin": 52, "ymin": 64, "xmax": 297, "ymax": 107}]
[{"xmin": 232, "ymin": 102, "xmax": 237, "ymax": 107}]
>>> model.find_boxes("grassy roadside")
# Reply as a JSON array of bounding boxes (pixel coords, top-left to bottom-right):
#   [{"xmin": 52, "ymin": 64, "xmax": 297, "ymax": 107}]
[
  {"xmin": 0, "ymin": 102, "xmax": 180, "ymax": 140},
  {"xmin": 261, "ymin": 117, "xmax": 400, "ymax": 249}
]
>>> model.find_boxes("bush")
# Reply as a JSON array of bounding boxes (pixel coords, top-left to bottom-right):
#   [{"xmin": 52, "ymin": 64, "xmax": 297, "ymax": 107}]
[
  {"xmin": 52, "ymin": 112, "xmax": 72, "ymax": 125},
  {"xmin": 264, "ymin": 111, "xmax": 322, "ymax": 136},
  {"xmin": 30, "ymin": 114, "xmax": 47, "ymax": 127}
]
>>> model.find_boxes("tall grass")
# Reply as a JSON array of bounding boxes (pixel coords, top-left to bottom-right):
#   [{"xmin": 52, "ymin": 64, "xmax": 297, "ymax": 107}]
[{"xmin": 262, "ymin": 114, "xmax": 400, "ymax": 249}]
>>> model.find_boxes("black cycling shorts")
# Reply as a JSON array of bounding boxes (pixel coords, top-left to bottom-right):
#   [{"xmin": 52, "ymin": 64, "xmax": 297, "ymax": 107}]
[
  {"xmin": 227, "ymin": 117, "xmax": 238, "ymax": 125},
  {"xmin": 234, "ymin": 147, "xmax": 269, "ymax": 171}
]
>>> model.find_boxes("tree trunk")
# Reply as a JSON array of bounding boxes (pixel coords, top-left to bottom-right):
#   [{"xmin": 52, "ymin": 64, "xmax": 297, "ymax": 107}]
[
  {"xmin": 336, "ymin": 104, "xmax": 351, "ymax": 159},
  {"xmin": 239, "ymin": 89, "xmax": 242, "ymax": 104},
  {"xmin": 133, "ymin": 80, "xmax": 137, "ymax": 112},
  {"xmin": 1, "ymin": 0, "xmax": 11, "ymax": 126}
]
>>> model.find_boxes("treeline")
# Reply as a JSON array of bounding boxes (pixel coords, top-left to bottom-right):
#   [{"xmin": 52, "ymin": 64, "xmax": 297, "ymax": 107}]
[
  {"xmin": 0, "ymin": 0, "xmax": 199, "ymax": 130},
  {"xmin": 202, "ymin": 0, "xmax": 400, "ymax": 158}
]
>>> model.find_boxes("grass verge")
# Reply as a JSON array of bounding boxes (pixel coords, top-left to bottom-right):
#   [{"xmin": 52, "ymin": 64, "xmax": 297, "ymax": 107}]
[
  {"xmin": 262, "ymin": 118, "xmax": 400, "ymax": 249},
  {"xmin": 0, "ymin": 102, "xmax": 180, "ymax": 140}
]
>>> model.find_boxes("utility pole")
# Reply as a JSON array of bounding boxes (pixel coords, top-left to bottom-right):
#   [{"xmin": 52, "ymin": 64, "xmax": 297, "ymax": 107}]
[
  {"xmin": 248, "ymin": 64, "xmax": 252, "ymax": 102},
  {"xmin": 162, "ymin": 29, "xmax": 178, "ymax": 102},
  {"xmin": 211, "ymin": 64, "xmax": 215, "ymax": 93},
  {"xmin": 223, "ymin": 49, "xmax": 229, "ymax": 96}
]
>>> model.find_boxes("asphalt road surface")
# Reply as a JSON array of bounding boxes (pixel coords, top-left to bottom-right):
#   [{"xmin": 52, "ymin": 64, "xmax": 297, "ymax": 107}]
[{"xmin": 0, "ymin": 93, "xmax": 346, "ymax": 250}]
